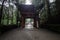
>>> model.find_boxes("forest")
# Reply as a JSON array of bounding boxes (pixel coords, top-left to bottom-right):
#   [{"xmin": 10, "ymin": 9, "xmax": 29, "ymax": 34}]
[{"xmin": 0, "ymin": 0, "xmax": 60, "ymax": 34}]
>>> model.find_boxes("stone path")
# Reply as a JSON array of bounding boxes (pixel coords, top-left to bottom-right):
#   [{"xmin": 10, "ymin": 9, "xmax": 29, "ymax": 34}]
[{"xmin": 0, "ymin": 28, "xmax": 60, "ymax": 40}]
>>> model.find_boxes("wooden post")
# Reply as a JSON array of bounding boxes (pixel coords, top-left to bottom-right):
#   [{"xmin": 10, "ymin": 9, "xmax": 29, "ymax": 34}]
[
  {"xmin": 21, "ymin": 16, "xmax": 25, "ymax": 28},
  {"xmin": 34, "ymin": 17, "xmax": 37, "ymax": 28}
]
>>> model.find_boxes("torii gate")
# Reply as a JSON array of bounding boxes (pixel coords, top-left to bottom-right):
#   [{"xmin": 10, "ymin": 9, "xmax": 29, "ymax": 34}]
[{"xmin": 19, "ymin": 4, "xmax": 40, "ymax": 29}]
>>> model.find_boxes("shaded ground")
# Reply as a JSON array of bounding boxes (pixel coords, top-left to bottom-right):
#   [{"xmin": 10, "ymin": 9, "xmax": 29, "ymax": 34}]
[{"xmin": 0, "ymin": 28, "xmax": 60, "ymax": 40}]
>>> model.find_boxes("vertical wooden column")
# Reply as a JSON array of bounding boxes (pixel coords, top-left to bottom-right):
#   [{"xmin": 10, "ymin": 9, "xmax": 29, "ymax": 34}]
[
  {"xmin": 38, "ymin": 18, "xmax": 40, "ymax": 28},
  {"xmin": 21, "ymin": 16, "xmax": 25, "ymax": 28},
  {"xmin": 34, "ymin": 17, "xmax": 37, "ymax": 28},
  {"xmin": 34, "ymin": 14, "xmax": 40, "ymax": 29},
  {"xmin": 37, "ymin": 15, "xmax": 40, "ymax": 28}
]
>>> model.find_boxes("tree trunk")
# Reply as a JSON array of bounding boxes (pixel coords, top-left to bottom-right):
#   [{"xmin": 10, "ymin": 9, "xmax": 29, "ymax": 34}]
[
  {"xmin": 45, "ymin": 0, "xmax": 51, "ymax": 24},
  {"xmin": 0, "ymin": 0, "xmax": 5, "ymax": 24}
]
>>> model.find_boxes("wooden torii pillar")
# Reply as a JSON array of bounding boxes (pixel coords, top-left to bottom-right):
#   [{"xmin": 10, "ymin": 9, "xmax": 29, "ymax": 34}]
[
  {"xmin": 20, "ymin": 16, "xmax": 25, "ymax": 28},
  {"xmin": 34, "ymin": 14, "xmax": 40, "ymax": 28}
]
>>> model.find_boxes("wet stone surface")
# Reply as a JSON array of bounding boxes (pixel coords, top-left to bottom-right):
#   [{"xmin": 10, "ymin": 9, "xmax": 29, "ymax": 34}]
[{"xmin": 0, "ymin": 28, "xmax": 60, "ymax": 40}]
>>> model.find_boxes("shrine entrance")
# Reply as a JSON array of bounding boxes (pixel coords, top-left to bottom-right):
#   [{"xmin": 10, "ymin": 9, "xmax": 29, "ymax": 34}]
[
  {"xmin": 20, "ymin": 5, "xmax": 39, "ymax": 29},
  {"xmin": 25, "ymin": 18, "xmax": 34, "ymax": 29},
  {"xmin": 21, "ymin": 17, "xmax": 38, "ymax": 29}
]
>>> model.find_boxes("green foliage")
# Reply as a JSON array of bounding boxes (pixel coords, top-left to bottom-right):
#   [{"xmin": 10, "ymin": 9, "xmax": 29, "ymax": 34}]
[
  {"xmin": 1, "ymin": 4, "xmax": 18, "ymax": 25},
  {"xmin": 40, "ymin": 7, "xmax": 47, "ymax": 24}
]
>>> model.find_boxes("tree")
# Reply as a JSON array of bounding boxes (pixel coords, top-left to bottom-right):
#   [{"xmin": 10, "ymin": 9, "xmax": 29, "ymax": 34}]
[
  {"xmin": 0, "ymin": 0, "xmax": 6, "ymax": 24},
  {"xmin": 45, "ymin": 0, "xmax": 51, "ymax": 24}
]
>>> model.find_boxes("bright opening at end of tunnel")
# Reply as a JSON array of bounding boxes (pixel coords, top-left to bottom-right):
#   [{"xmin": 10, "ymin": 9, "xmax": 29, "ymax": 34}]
[
  {"xmin": 25, "ymin": 18, "xmax": 34, "ymax": 29},
  {"xmin": 25, "ymin": 23, "xmax": 34, "ymax": 29},
  {"xmin": 25, "ymin": 0, "xmax": 32, "ymax": 5}
]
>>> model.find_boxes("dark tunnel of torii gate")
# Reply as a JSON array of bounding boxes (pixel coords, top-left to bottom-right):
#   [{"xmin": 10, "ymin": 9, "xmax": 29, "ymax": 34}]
[{"xmin": 14, "ymin": 2, "xmax": 44, "ymax": 28}]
